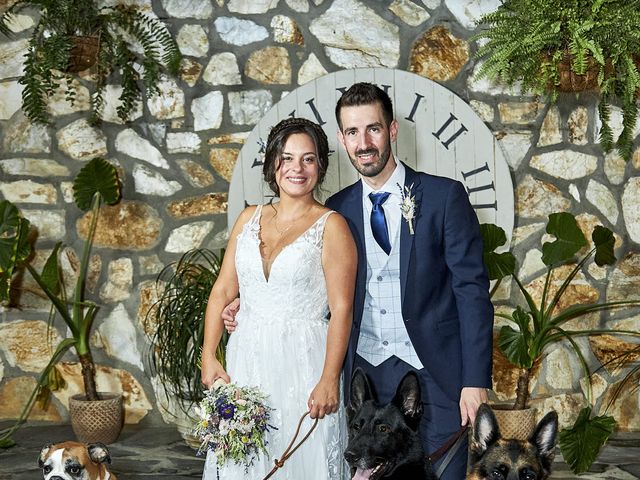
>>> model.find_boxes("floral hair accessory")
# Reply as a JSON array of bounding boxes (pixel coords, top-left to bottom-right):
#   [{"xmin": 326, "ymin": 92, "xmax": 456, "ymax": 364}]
[
  {"xmin": 193, "ymin": 380, "xmax": 275, "ymax": 471},
  {"xmin": 398, "ymin": 182, "xmax": 416, "ymax": 235}
]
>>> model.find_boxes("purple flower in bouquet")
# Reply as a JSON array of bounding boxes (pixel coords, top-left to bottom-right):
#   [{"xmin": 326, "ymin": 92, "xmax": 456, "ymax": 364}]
[{"xmin": 218, "ymin": 403, "xmax": 235, "ymax": 419}]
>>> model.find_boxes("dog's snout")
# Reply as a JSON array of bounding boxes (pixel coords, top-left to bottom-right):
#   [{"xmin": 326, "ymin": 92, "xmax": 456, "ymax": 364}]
[
  {"xmin": 344, "ymin": 449, "xmax": 359, "ymax": 463},
  {"xmin": 48, "ymin": 477, "xmax": 66, "ymax": 480}
]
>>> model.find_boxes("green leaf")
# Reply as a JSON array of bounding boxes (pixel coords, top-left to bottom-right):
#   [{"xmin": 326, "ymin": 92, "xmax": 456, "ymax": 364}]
[
  {"xmin": 542, "ymin": 213, "xmax": 587, "ymax": 266},
  {"xmin": 0, "ymin": 201, "xmax": 32, "ymax": 302},
  {"xmin": 592, "ymin": 225, "xmax": 615, "ymax": 266},
  {"xmin": 480, "ymin": 223, "xmax": 516, "ymax": 281},
  {"xmin": 73, "ymin": 158, "xmax": 121, "ymax": 211},
  {"xmin": 559, "ymin": 407, "xmax": 616, "ymax": 474},
  {"xmin": 480, "ymin": 223, "xmax": 507, "ymax": 251},
  {"xmin": 0, "ymin": 438, "xmax": 16, "ymax": 449},
  {"xmin": 40, "ymin": 243, "xmax": 62, "ymax": 296},
  {"xmin": 0, "ymin": 201, "xmax": 26, "ymax": 266},
  {"xmin": 498, "ymin": 309, "xmax": 533, "ymax": 369}
]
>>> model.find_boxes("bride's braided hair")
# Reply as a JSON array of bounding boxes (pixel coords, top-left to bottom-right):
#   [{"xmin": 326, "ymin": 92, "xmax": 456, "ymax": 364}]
[{"xmin": 263, "ymin": 117, "xmax": 329, "ymax": 196}]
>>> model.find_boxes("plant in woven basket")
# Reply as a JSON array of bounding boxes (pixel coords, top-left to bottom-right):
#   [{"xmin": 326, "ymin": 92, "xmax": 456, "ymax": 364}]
[
  {"xmin": 482, "ymin": 212, "xmax": 640, "ymax": 473},
  {"xmin": 0, "ymin": 0, "xmax": 181, "ymax": 124},
  {"xmin": 146, "ymin": 248, "xmax": 227, "ymax": 413},
  {"xmin": 473, "ymin": 0, "xmax": 640, "ymax": 161},
  {"xmin": 0, "ymin": 158, "xmax": 122, "ymax": 448}
]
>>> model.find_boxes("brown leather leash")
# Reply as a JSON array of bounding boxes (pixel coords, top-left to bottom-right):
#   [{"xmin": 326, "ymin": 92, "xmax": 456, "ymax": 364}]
[
  {"xmin": 427, "ymin": 425, "xmax": 469, "ymax": 478},
  {"xmin": 262, "ymin": 411, "xmax": 319, "ymax": 480}
]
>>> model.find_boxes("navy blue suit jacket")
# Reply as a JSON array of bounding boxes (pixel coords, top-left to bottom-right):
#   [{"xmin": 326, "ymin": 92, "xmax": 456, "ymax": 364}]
[{"xmin": 325, "ymin": 163, "xmax": 494, "ymax": 403}]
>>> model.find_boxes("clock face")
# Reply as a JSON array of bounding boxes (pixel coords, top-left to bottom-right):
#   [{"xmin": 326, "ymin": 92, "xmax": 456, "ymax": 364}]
[{"xmin": 228, "ymin": 68, "xmax": 514, "ymax": 241}]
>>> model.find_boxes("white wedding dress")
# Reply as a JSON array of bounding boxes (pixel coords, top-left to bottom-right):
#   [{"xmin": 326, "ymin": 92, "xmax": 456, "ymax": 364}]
[{"xmin": 203, "ymin": 205, "xmax": 347, "ymax": 480}]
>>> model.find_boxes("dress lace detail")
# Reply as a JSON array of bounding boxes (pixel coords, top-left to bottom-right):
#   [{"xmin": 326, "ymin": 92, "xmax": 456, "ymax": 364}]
[{"xmin": 203, "ymin": 205, "xmax": 347, "ymax": 480}]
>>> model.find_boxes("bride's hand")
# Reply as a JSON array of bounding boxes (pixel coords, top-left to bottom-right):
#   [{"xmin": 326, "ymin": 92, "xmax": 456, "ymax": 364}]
[
  {"xmin": 201, "ymin": 357, "xmax": 231, "ymax": 389},
  {"xmin": 308, "ymin": 378, "xmax": 339, "ymax": 419}
]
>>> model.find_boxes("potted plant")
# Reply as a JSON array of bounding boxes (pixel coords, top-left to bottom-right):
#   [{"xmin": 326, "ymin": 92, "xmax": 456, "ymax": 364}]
[
  {"xmin": 0, "ymin": 0, "xmax": 181, "ymax": 124},
  {"xmin": 482, "ymin": 212, "xmax": 640, "ymax": 473},
  {"xmin": 0, "ymin": 158, "xmax": 123, "ymax": 447},
  {"xmin": 473, "ymin": 0, "xmax": 640, "ymax": 161},
  {"xmin": 145, "ymin": 248, "xmax": 226, "ymax": 446}
]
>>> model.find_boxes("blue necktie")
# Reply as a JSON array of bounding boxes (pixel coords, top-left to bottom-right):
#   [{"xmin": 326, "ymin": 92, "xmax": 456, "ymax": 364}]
[{"xmin": 369, "ymin": 192, "xmax": 391, "ymax": 255}]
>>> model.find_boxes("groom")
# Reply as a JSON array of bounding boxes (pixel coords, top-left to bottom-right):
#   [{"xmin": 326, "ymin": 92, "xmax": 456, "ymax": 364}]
[{"xmin": 325, "ymin": 82, "xmax": 493, "ymax": 479}]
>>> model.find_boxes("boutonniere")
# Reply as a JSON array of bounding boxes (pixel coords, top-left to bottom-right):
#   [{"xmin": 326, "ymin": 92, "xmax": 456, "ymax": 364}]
[{"xmin": 398, "ymin": 182, "xmax": 417, "ymax": 235}]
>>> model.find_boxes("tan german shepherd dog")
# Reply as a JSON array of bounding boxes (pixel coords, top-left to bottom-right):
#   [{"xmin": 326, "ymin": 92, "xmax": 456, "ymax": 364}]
[{"xmin": 467, "ymin": 404, "xmax": 558, "ymax": 480}]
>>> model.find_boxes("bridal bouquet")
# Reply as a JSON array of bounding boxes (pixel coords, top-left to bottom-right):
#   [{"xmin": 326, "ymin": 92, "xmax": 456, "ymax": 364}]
[{"xmin": 193, "ymin": 380, "xmax": 275, "ymax": 469}]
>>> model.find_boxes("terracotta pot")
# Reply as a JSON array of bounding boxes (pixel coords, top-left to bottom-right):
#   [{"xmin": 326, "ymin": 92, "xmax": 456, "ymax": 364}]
[
  {"xmin": 490, "ymin": 404, "xmax": 537, "ymax": 440},
  {"xmin": 69, "ymin": 392, "xmax": 123, "ymax": 444},
  {"xmin": 67, "ymin": 35, "xmax": 100, "ymax": 73}
]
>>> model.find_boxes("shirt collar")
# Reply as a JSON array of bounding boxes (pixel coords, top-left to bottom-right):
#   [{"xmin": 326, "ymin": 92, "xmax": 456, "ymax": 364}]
[{"xmin": 361, "ymin": 158, "xmax": 406, "ymax": 198}]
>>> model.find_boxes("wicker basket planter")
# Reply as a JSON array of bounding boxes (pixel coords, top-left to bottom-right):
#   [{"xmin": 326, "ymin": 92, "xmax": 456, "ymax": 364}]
[
  {"xmin": 69, "ymin": 392, "xmax": 123, "ymax": 444},
  {"xmin": 490, "ymin": 405, "xmax": 537, "ymax": 440},
  {"xmin": 554, "ymin": 53, "xmax": 601, "ymax": 92}
]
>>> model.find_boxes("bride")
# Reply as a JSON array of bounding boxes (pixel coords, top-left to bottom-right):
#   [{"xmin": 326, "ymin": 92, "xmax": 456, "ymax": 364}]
[{"xmin": 200, "ymin": 117, "xmax": 357, "ymax": 480}]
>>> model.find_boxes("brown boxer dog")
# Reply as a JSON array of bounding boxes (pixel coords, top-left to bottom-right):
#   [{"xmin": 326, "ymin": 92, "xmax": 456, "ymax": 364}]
[{"xmin": 39, "ymin": 441, "xmax": 117, "ymax": 480}]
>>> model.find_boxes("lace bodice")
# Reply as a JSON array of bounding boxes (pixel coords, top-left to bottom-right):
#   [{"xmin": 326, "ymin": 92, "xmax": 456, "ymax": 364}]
[{"xmin": 234, "ymin": 205, "xmax": 332, "ymax": 328}]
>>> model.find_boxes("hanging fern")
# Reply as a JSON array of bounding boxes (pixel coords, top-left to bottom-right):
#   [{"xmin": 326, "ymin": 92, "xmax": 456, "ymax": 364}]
[
  {"xmin": 473, "ymin": 0, "xmax": 640, "ymax": 161},
  {"xmin": 0, "ymin": 0, "xmax": 182, "ymax": 124}
]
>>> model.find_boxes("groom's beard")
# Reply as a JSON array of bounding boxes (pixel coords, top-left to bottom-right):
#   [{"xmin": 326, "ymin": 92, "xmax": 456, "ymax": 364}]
[{"xmin": 348, "ymin": 141, "xmax": 392, "ymax": 178}]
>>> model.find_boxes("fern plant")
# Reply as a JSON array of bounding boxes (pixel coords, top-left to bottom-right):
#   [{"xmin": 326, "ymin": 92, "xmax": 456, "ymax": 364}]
[
  {"xmin": 474, "ymin": 0, "xmax": 640, "ymax": 161},
  {"xmin": 0, "ymin": 0, "xmax": 181, "ymax": 124}
]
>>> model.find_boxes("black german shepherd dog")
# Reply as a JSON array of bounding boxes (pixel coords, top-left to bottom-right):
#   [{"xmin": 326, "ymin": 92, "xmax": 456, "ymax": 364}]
[
  {"xmin": 344, "ymin": 368, "xmax": 437, "ymax": 480},
  {"xmin": 467, "ymin": 403, "xmax": 558, "ymax": 480}
]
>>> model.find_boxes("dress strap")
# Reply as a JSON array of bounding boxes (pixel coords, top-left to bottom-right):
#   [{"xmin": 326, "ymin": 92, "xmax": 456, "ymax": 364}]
[
  {"xmin": 307, "ymin": 210, "xmax": 335, "ymax": 247},
  {"xmin": 247, "ymin": 204, "xmax": 263, "ymax": 228}
]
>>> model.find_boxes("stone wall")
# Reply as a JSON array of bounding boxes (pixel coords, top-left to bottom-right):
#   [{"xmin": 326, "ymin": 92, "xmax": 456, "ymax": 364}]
[{"xmin": 0, "ymin": 0, "xmax": 639, "ymax": 431}]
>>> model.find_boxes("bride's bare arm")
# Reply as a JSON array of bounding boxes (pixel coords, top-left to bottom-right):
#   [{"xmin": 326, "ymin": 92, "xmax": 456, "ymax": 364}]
[
  {"xmin": 201, "ymin": 207, "xmax": 255, "ymax": 388},
  {"xmin": 308, "ymin": 213, "xmax": 357, "ymax": 419}
]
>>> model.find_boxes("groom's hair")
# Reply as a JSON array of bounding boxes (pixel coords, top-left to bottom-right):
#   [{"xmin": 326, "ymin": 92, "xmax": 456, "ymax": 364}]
[
  {"xmin": 335, "ymin": 82, "xmax": 394, "ymax": 130},
  {"xmin": 263, "ymin": 117, "xmax": 329, "ymax": 196}
]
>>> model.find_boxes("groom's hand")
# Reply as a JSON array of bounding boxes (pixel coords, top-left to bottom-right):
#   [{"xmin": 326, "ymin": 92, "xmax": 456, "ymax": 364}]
[
  {"xmin": 222, "ymin": 298, "xmax": 240, "ymax": 333},
  {"xmin": 459, "ymin": 387, "xmax": 487, "ymax": 426}
]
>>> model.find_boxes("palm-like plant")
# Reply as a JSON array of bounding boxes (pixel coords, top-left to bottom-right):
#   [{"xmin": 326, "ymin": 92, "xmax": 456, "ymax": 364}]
[
  {"xmin": 147, "ymin": 248, "xmax": 226, "ymax": 411},
  {"xmin": 482, "ymin": 212, "xmax": 640, "ymax": 473},
  {"xmin": 0, "ymin": 158, "xmax": 121, "ymax": 447},
  {"xmin": 0, "ymin": 0, "xmax": 181, "ymax": 124}
]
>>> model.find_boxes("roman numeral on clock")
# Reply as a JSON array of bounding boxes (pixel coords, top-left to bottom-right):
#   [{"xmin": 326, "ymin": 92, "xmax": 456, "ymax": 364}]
[
  {"xmin": 432, "ymin": 113, "xmax": 468, "ymax": 149},
  {"xmin": 405, "ymin": 93, "xmax": 425, "ymax": 123},
  {"xmin": 461, "ymin": 163, "xmax": 497, "ymax": 210}
]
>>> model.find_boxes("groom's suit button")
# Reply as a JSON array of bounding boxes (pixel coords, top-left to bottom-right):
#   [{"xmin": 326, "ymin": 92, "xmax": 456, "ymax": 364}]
[
  {"xmin": 382, "ymin": 341, "xmax": 389, "ymax": 346},
  {"xmin": 380, "ymin": 309, "xmax": 386, "ymax": 314},
  {"xmin": 377, "ymin": 275, "xmax": 383, "ymax": 281}
]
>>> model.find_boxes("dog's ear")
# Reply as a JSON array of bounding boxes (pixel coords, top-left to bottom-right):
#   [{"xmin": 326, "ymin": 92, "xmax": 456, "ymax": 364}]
[
  {"xmin": 529, "ymin": 410, "xmax": 558, "ymax": 471},
  {"xmin": 87, "ymin": 443, "xmax": 112, "ymax": 465},
  {"xmin": 471, "ymin": 404, "xmax": 501, "ymax": 458},
  {"xmin": 38, "ymin": 443, "xmax": 53, "ymax": 468},
  {"xmin": 348, "ymin": 368, "xmax": 373, "ymax": 414},
  {"xmin": 392, "ymin": 371, "xmax": 422, "ymax": 421}
]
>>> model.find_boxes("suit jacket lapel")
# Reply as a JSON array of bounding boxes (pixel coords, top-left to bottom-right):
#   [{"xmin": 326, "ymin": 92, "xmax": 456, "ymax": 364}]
[
  {"xmin": 344, "ymin": 180, "xmax": 365, "ymax": 248},
  {"xmin": 400, "ymin": 164, "xmax": 422, "ymax": 305},
  {"xmin": 341, "ymin": 181, "xmax": 367, "ymax": 320}
]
